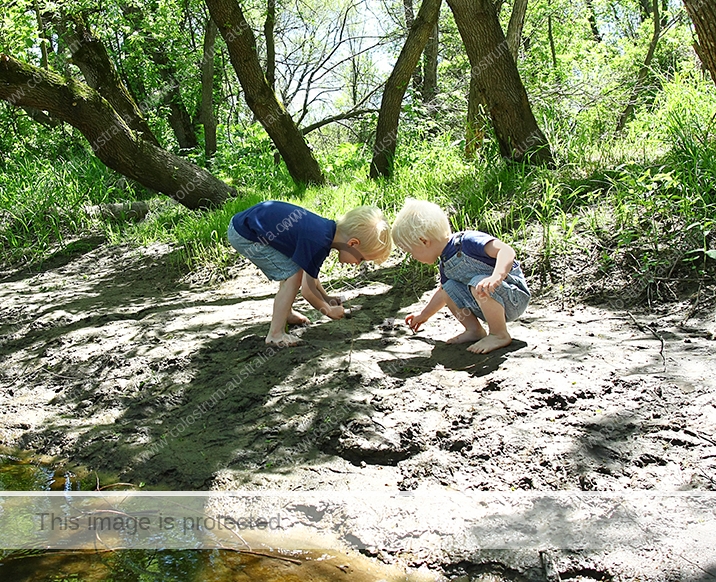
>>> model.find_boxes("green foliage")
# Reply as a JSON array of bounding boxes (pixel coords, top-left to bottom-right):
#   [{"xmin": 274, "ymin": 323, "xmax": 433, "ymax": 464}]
[
  {"xmin": 0, "ymin": 0, "xmax": 714, "ymax": 306},
  {"xmin": 0, "ymin": 148, "xmax": 147, "ymax": 266}
]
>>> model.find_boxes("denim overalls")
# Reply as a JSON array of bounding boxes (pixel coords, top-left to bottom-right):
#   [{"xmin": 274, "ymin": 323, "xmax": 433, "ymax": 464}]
[{"xmin": 440, "ymin": 233, "xmax": 530, "ymax": 322}]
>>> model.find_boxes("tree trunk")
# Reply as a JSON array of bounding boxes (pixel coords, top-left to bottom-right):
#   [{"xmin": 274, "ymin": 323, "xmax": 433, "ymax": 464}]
[
  {"xmin": 616, "ymin": 0, "xmax": 660, "ymax": 131},
  {"xmin": 151, "ymin": 46, "xmax": 199, "ymax": 150},
  {"xmin": 33, "ymin": 0, "xmax": 50, "ymax": 69},
  {"xmin": 465, "ymin": 75, "xmax": 486, "ymax": 159},
  {"xmin": 447, "ymin": 0, "xmax": 552, "ymax": 164},
  {"xmin": 585, "ymin": 0, "xmax": 602, "ymax": 42},
  {"xmin": 548, "ymin": 14, "xmax": 558, "ymax": 69},
  {"xmin": 64, "ymin": 14, "xmax": 160, "ymax": 146},
  {"xmin": 205, "ymin": 0, "xmax": 324, "ymax": 186},
  {"xmin": 683, "ymin": 0, "xmax": 716, "ymax": 86},
  {"xmin": 264, "ymin": 0, "xmax": 276, "ymax": 90},
  {"xmin": 506, "ymin": 0, "xmax": 528, "ymax": 60},
  {"xmin": 0, "ymin": 55, "xmax": 235, "ymax": 209},
  {"xmin": 422, "ymin": 22, "xmax": 439, "ymax": 103},
  {"xmin": 403, "ymin": 0, "xmax": 423, "ymax": 93},
  {"xmin": 370, "ymin": 0, "xmax": 442, "ymax": 178},
  {"xmin": 200, "ymin": 18, "xmax": 219, "ymax": 160},
  {"xmin": 639, "ymin": 0, "xmax": 653, "ymax": 21},
  {"xmin": 118, "ymin": 5, "xmax": 197, "ymax": 150}
]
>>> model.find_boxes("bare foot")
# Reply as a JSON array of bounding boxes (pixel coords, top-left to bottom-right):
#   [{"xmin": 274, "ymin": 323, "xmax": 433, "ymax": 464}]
[
  {"xmin": 446, "ymin": 328, "xmax": 487, "ymax": 344},
  {"xmin": 265, "ymin": 332, "xmax": 302, "ymax": 347},
  {"xmin": 466, "ymin": 333, "xmax": 511, "ymax": 354},
  {"xmin": 287, "ymin": 310, "xmax": 310, "ymax": 326}
]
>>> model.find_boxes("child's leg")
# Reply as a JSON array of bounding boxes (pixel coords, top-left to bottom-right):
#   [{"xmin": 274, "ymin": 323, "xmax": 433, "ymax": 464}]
[
  {"xmin": 440, "ymin": 283, "xmax": 487, "ymax": 344},
  {"xmin": 467, "ymin": 290, "xmax": 511, "ymax": 354},
  {"xmin": 267, "ymin": 270, "xmax": 304, "ymax": 346}
]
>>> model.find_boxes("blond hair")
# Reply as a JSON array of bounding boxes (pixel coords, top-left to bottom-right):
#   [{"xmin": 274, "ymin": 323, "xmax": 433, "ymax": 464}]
[
  {"xmin": 336, "ymin": 206, "xmax": 393, "ymax": 264},
  {"xmin": 391, "ymin": 198, "xmax": 451, "ymax": 251}
]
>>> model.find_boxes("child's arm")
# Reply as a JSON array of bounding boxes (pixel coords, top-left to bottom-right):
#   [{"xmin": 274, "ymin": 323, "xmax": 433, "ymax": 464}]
[
  {"xmin": 405, "ymin": 286, "xmax": 447, "ymax": 332},
  {"xmin": 301, "ymin": 273, "xmax": 345, "ymax": 319},
  {"xmin": 473, "ymin": 239, "xmax": 516, "ymax": 297},
  {"xmin": 315, "ymin": 278, "xmax": 343, "ymax": 306}
]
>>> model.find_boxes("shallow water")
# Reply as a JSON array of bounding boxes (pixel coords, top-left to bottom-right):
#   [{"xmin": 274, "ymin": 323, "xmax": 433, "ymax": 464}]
[
  {"xmin": 0, "ymin": 449, "xmax": 85, "ymax": 491},
  {"xmin": 0, "ymin": 547, "xmax": 426, "ymax": 582},
  {"xmin": 0, "ymin": 450, "xmax": 434, "ymax": 581}
]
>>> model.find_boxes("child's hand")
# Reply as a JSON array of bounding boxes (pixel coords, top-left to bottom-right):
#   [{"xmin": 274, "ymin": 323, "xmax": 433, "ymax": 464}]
[
  {"xmin": 323, "ymin": 304, "xmax": 345, "ymax": 320},
  {"xmin": 474, "ymin": 275, "xmax": 503, "ymax": 297},
  {"xmin": 405, "ymin": 312, "xmax": 428, "ymax": 333}
]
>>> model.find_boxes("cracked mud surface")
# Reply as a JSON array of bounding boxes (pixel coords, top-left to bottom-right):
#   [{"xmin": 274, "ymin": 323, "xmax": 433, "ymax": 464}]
[{"xmin": 1, "ymin": 241, "xmax": 715, "ymax": 580}]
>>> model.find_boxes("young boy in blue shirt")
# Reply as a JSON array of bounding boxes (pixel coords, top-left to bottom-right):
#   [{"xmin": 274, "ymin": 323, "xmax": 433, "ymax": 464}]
[
  {"xmin": 392, "ymin": 199, "xmax": 530, "ymax": 354},
  {"xmin": 228, "ymin": 201, "xmax": 392, "ymax": 347}
]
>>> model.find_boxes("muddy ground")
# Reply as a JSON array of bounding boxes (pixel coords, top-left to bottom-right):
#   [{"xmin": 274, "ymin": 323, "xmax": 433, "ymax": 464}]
[{"xmin": 1, "ymin": 240, "xmax": 716, "ymax": 581}]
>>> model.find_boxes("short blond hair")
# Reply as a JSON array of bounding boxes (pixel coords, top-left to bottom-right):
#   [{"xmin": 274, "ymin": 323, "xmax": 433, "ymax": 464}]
[
  {"xmin": 336, "ymin": 206, "xmax": 393, "ymax": 264},
  {"xmin": 392, "ymin": 198, "xmax": 451, "ymax": 251}
]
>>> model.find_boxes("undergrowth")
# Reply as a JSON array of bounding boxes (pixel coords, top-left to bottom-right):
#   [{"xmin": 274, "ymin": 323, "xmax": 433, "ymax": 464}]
[{"xmin": 1, "ymin": 75, "xmax": 714, "ymax": 307}]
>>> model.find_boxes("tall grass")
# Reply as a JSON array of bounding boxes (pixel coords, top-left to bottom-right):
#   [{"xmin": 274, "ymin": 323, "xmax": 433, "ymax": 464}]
[
  {"xmin": 0, "ymin": 152, "xmax": 144, "ymax": 266},
  {"xmin": 1, "ymin": 72, "xmax": 714, "ymax": 301}
]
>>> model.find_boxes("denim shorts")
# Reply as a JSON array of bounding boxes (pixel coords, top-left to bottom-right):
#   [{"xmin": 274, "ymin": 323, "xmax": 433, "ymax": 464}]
[
  {"xmin": 227, "ymin": 221, "xmax": 301, "ymax": 281},
  {"xmin": 441, "ymin": 252, "xmax": 530, "ymax": 322}
]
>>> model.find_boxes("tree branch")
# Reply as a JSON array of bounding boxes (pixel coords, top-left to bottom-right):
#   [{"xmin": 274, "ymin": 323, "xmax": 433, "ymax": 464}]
[
  {"xmin": 0, "ymin": 54, "xmax": 235, "ymax": 209},
  {"xmin": 301, "ymin": 108, "xmax": 378, "ymax": 135}
]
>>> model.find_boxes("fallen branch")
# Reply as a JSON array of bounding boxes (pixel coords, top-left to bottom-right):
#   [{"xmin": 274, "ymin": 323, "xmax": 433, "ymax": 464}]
[{"xmin": 84, "ymin": 202, "xmax": 149, "ymax": 222}]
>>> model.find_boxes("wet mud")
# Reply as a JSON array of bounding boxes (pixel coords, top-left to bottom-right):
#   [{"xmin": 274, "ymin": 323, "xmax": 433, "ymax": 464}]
[{"xmin": 1, "ymin": 241, "xmax": 715, "ymax": 581}]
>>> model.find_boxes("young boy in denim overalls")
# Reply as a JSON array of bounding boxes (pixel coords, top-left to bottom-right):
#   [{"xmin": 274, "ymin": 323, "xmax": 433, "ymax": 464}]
[{"xmin": 392, "ymin": 199, "xmax": 530, "ymax": 354}]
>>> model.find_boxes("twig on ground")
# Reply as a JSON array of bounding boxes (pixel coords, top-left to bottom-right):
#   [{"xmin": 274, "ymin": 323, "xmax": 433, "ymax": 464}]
[
  {"xmin": 215, "ymin": 544, "xmax": 303, "ymax": 565},
  {"xmin": 627, "ymin": 312, "xmax": 666, "ymax": 372}
]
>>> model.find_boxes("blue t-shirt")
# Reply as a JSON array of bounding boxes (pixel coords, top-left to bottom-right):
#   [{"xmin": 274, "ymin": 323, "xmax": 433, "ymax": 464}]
[
  {"xmin": 231, "ymin": 201, "xmax": 336, "ymax": 279},
  {"xmin": 439, "ymin": 230, "xmax": 517, "ymax": 284}
]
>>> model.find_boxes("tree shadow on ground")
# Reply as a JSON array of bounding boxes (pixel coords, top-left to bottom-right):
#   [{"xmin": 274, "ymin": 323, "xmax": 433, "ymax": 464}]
[
  {"xmin": 0, "ymin": 236, "xmax": 108, "ymax": 284},
  {"xmin": 13, "ymin": 259, "xmax": 439, "ymax": 489}
]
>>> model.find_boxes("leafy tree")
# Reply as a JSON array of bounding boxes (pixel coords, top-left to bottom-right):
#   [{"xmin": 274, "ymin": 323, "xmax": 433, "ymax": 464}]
[
  {"xmin": 205, "ymin": 0, "xmax": 324, "ymax": 184},
  {"xmin": 370, "ymin": 0, "xmax": 442, "ymax": 178}
]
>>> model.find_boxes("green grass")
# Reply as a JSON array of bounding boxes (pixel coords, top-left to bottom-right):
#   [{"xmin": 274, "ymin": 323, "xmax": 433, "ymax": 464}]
[
  {"xmin": 0, "ymin": 152, "xmax": 147, "ymax": 266},
  {"xmin": 1, "ymin": 73, "xmax": 714, "ymax": 301}
]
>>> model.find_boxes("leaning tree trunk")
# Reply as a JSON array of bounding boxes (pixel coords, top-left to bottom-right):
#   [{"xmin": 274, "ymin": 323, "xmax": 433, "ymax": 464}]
[
  {"xmin": 683, "ymin": 0, "xmax": 716, "ymax": 86},
  {"xmin": 64, "ymin": 13, "xmax": 160, "ymax": 146},
  {"xmin": 447, "ymin": 0, "xmax": 552, "ymax": 164},
  {"xmin": 0, "ymin": 55, "xmax": 235, "ymax": 209},
  {"xmin": 205, "ymin": 0, "xmax": 324, "ymax": 185},
  {"xmin": 370, "ymin": 0, "xmax": 442, "ymax": 178}
]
